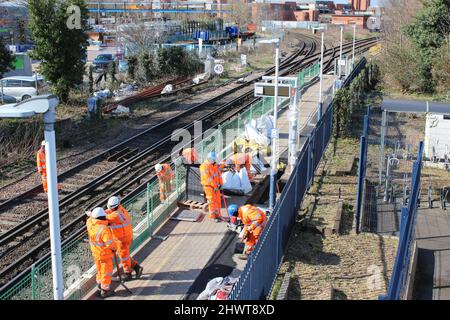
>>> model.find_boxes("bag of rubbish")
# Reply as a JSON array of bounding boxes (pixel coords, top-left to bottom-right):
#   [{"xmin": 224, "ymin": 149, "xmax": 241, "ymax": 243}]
[
  {"xmin": 112, "ymin": 105, "xmax": 130, "ymax": 114},
  {"xmin": 238, "ymin": 168, "xmax": 252, "ymax": 194},
  {"xmin": 222, "ymin": 171, "xmax": 242, "ymax": 192},
  {"xmin": 161, "ymin": 84, "xmax": 173, "ymax": 94},
  {"xmin": 197, "ymin": 277, "xmax": 224, "ymax": 300},
  {"xmin": 244, "ymin": 123, "xmax": 270, "ymax": 147}
]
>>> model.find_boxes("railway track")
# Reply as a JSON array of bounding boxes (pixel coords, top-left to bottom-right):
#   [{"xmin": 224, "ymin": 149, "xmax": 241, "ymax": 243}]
[{"xmin": 0, "ymin": 36, "xmax": 377, "ymax": 292}]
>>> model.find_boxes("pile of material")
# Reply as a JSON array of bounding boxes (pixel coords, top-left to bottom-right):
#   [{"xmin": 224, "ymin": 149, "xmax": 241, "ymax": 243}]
[
  {"xmin": 197, "ymin": 276, "xmax": 239, "ymax": 300},
  {"xmin": 222, "ymin": 168, "xmax": 252, "ymax": 194}
]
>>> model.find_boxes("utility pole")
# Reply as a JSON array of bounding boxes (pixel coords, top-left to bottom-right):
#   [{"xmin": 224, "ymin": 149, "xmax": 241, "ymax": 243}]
[
  {"xmin": 352, "ymin": 24, "xmax": 356, "ymax": 69},
  {"xmin": 269, "ymin": 39, "xmax": 280, "ymax": 210},
  {"xmin": 317, "ymin": 28, "xmax": 325, "ymax": 122},
  {"xmin": 339, "ymin": 25, "xmax": 343, "ymax": 78}
]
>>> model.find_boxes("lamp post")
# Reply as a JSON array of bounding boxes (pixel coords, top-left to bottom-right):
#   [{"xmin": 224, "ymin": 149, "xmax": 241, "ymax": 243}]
[
  {"xmin": 259, "ymin": 38, "xmax": 280, "ymax": 210},
  {"xmin": 352, "ymin": 24, "xmax": 356, "ymax": 70},
  {"xmin": 339, "ymin": 25, "xmax": 343, "ymax": 78},
  {"xmin": 318, "ymin": 28, "xmax": 325, "ymax": 122},
  {"xmin": 0, "ymin": 95, "xmax": 64, "ymax": 300}
]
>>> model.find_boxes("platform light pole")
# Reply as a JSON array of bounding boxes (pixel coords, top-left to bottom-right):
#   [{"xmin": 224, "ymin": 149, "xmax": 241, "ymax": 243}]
[
  {"xmin": 339, "ymin": 25, "xmax": 344, "ymax": 78},
  {"xmin": 0, "ymin": 96, "xmax": 64, "ymax": 300},
  {"xmin": 318, "ymin": 27, "xmax": 325, "ymax": 122},
  {"xmin": 259, "ymin": 38, "xmax": 280, "ymax": 210},
  {"xmin": 352, "ymin": 24, "xmax": 356, "ymax": 69}
]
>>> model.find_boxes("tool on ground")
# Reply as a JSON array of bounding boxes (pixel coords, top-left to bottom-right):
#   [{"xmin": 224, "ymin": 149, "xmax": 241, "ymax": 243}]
[{"xmin": 113, "ymin": 252, "xmax": 133, "ymax": 294}]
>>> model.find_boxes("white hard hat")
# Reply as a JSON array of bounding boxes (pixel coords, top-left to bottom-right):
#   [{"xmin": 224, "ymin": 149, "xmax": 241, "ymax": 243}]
[
  {"xmin": 41, "ymin": 140, "xmax": 46, "ymax": 147},
  {"xmin": 107, "ymin": 196, "xmax": 120, "ymax": 209},
  {"xmin": 155, "ymin": 164, "xmax": 163, "ymax": 173},
  {"xmin": 91, "ymin": 207, "xmax": 106, "ymax": 219}
]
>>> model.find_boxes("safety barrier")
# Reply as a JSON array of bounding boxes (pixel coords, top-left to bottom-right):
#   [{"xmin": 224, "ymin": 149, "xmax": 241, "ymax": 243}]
[
  {"xmin": 382, "ymin": 142, "xmax": 423, "ymax": 300},
  {"xmin": 297, "ymin": 62, "xmax": 320, "ymax": 89},
  {"xmin": 355, "ymin": 107, "xmax": 370, "ymax": 233}
]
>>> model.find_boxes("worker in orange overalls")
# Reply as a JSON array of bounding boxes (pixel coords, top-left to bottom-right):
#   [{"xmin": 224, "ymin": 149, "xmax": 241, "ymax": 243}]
[
  {"xmin": 155, "ymin": 163, "xmax": 174, "ymax": 201},
  {"xmin": 181, "ymin": 147, "xmax": 199, "ymax": 164},
  {"xmin": 228, "ymin": 204, "xmax": 267, "ymax": 260},
  {"xmin": 200, "ymin": 151, "xmax": 223, "ymax": 222},
  {"xmin": 105, "ymin": 196, "xmax": 143, "ymax": 281},
  {"xmin": 36, "ymin": 141, "xmax": 48, "ymax": 192},
  {"xmin": 86, "ymin": 207, "xmax": 118, "ymax": 298},
  {"xmin": 36, "ymin": 140, "xmax": 61, "ymax": 193}
]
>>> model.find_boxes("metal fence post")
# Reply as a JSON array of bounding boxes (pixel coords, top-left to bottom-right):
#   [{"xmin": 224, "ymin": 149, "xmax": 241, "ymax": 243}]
[{"xmin": 31, "ymin": 264, "xmax": 36, "ymax": 300}]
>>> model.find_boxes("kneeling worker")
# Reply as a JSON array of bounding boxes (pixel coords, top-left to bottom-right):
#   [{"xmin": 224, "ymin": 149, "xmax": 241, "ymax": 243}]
[
  {"xmin": 86, "ymin": 207, "xmax": 118, "ymax": 298},
  {"xmin": 155, "ymin": 163, "xmax": 174, "ymax": 201},
  {"xmin": 106, "ymin": 196, "xmax": 143, "ymax": 281},
  {"xmin": 228, "ymin": 204, "xmax": 267, "ymax": 259},
  {"xmin": 200, "ymin": 152, "xmax": 223, "ymax": 222}
]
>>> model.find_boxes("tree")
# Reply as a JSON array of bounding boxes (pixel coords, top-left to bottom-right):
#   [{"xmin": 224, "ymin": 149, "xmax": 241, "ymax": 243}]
[
  {"xmin": 88, "ymin": 64, "xmax": 94, "ymax": 94},
  {"xmin": 403, "ymin": 0, "xmax": 450, "ymax": 92},
  {"xmin": 432, "ymin": 45, "xmax": 450, "ymax": 93},
  {"xmin": 28, "ymin": 0, "xmax": 89, "ymax": 102},
  {"xmin": 0, "ymin": 38, "xmax": 14, "ymax": 78},
  {"xmin": 226, "ymin": 0, "xmax": 252, "ymax": 50}
]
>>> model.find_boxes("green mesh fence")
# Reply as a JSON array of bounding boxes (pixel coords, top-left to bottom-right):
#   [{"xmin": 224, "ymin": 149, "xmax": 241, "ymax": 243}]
[
  {"xmin": 297, "ymin": 62, "xmax": 320, "ymax": 88},
  {"xmin": 0, "ymin": 96, "xmax": 288, "ymax": 301}
]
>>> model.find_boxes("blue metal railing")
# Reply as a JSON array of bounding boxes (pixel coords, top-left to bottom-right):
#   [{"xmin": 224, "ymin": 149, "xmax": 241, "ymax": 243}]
[
  {"xmin": 355, "ymin": 107, "xmax": 370, "ymax": 233},
  {"xmin": 382, "ymin": 142, "xmax": 423, "ymax": 300}
]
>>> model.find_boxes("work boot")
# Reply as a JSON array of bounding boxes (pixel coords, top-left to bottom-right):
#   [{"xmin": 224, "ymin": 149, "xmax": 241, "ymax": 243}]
[
  {"xmin": 122, "ymin": 272, "xmax": 133, "ymax": 282},
  {"xmin": 238, "ymin": 254, "xmax": 248, "ymax": 260},
  {"xmin": 100, "ymin": 289, "xmax": 116, "ymax": 299},
  {"xmin": 133, "ymin": 264, "xmax": 143, "ymax": 279},
  {"xmin": 95, "ymin": 284, "xmax": 102, "ymax": 297}
]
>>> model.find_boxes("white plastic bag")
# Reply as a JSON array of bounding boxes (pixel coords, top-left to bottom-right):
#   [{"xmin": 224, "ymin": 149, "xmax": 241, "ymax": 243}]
[
  {"xmin": 197, "ymin": 277, "xmax": 223, "ymax": 300},
  {"xmin": 238, "ymin": 168, "xmax": 252, "ymax": 194},
  {"xmin": 222, "ymin": 171, "xmax": 242, "ymax": 191},
  {"xmin": 244, "ymin": 123, "xmax": 270, "ymax": 146}
]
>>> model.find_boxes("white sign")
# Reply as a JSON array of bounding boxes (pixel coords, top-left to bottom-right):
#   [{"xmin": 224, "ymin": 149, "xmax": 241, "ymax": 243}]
[
  {"xmin": 214, "ymin": 64, "xmax": 224, "ymax": 75},
  {"xmin": 271, "ymin": 129, "xmax": 279, "ymax": 139},
  {"xmin": 214, "ymin": 59, "xmax": 225, "ymax": 64},
  {"xmin": 8, "ymin": 45, "xmax": 16, "ymax": 54},
  {"xmin": 241, "ymin": 54, "xmax": 247, "ymax": 66},
  {"xmin": 339, "ymin": 59, "xmax": 346, "ymax": 66}
]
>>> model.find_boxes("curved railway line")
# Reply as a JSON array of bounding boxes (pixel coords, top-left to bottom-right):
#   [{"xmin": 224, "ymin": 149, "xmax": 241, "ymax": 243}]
[{"xmin": 0, "ymin": 35, "xmax": 378, "ymax": 293}]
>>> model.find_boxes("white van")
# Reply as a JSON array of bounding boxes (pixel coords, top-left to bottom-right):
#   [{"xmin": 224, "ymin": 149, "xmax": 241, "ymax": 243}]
[{"xmin": 0, "ymin": 75, "xmax": 45, "ymax": 101}]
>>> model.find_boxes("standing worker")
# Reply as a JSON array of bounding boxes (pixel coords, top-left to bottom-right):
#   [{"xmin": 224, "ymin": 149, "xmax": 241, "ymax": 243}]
[
  {"xmin": 226, "ymin": 148, "xmax": 253, "ymax": 181},
  {"xmin": 227, "ymin": 204, "xmax": 267, "ymax": 259},
  {"xmin": 200, "ymin": 151, "xmax": 223, "ymax": 222},
  {"xmin": 155, "ymin": 163, "xmax": 174, "ymax": 201},
  {"xmin": 86, "ymin": 207, "xmax": 118, "ymax": 298},
  {"xmin": 181, "ymin": 147, "xmax": 199, "ymax": 165},
  {"xmin": 36, "ymin": 140, "xmax": 60, "ymax": 193},
  {"xmin": 105, "ymin": 196, "xmax": 143, "ymax": 281}
]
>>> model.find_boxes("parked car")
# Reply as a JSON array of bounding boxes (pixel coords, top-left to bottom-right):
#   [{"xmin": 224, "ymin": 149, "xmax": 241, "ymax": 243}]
[
  {"xmin": 0, "ymin": 93, "xmax": 17, "ymax": 104},
  {"xmin": 92, "ymin": 53, "xmax": 114, "ymax": 71},
  {"xmin": 0, "ymin": 75, "xmax": 45, "ymax": 101}
]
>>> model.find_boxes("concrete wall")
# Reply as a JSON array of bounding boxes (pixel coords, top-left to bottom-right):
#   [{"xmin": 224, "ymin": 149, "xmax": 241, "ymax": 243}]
[{"xmin": 424, "ymin": 114, "xmax": 450, "ymax": 160}]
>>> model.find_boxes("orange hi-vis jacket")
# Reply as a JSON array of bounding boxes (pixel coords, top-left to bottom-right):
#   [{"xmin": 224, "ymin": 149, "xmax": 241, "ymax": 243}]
[
  {"xmin": 156, "ymin": 163, "xmax": 174, "ymax": 182},
  {"xmin": 36, "ymin": 148, "xmax": 46, "ymax": 175},
  {"xmin": 200, "ymin": 160, "xmax": 223, "ymax": 190},
  {"xmin": 182, "ymin": 148, "xmax": 199, "ymax": 164},
  {"xmin": 105, "ymin": 205, "xmax": 133, "ymax": 240},
  {"xmin": 238, "ymin": 205, "xmax": 267, "ymax": 231},
  {"xmin": 228, "ymin": 153, "xmax": 252, "ymax": 179},
  {"xmin": 87, "ymin": 218, "xmax": 117, "ymax": 259}
]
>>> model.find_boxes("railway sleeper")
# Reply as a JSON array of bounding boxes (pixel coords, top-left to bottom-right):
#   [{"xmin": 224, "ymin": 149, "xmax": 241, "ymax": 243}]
[
  {"xmin": 106, "ymin": 147, "xmax": 131, "ymax": 161},
  {"xmin": 116, "ymin": 148, "xmax": 139, "ymax": 163}
]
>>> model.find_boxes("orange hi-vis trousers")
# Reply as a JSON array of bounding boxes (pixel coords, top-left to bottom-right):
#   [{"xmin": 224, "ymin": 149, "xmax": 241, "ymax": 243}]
[
  {"xmin": 116, "ymin": 234, "xmax": 138, "ymax": 274},
  {"xmin": 204, "ymin": 186, "xmax": 222, "ymax": 219},
  {"xmin": 95, "ymin": 257, "xmax": 114, "ymax": 290},
  {"xmin": 244, "ymin": 226, "xmax": 264, "ymax": 254}
]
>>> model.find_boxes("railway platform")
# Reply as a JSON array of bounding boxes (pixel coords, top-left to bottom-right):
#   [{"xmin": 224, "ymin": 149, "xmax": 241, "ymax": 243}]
[{"xmin": 84, "ymin": 75, "xmax": 336, "ymax": 300}]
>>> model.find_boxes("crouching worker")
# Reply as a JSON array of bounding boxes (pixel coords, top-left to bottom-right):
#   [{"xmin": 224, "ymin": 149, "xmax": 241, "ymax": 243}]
[
  {"xmin": 86, "ymin": 207, "xmax": 118, "ymax": 298},
  {"xmin": 106, "ymin": 196, "xmax": 143, "ymax": 281},
  {"xmin": 228, "ymin": 204, "xmax": 267, "ymax": 260}
]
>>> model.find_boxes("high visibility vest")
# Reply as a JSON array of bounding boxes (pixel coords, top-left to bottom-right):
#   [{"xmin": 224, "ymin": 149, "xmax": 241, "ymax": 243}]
[
  {"xmin": 87, "ymin": 218, "xmax": 116, "ymax": 259},
  {"xmin": 200, "ymin": 160, "xmax": 223, "ymax": 189},
  {"xmin": 156, "ymin": 164, "xmax": 173, "ymax": 182},
  {"xmin": 36, "ymin": 148, "xmax": 46, "ymax": 175},
  {"xmin": 182, "ymin": 148, "xmax": 199, "ymax": 164},
  {"xmin": 238, "ymin": 205, "xmax": 267, "ymax": 231},
  {"xmin": 105, "ymin": 205, "xmax": 133, "ymax": 239},
  {"xmin": 228, "ymin": 153, "xmax": 251, "ymax": 171}
]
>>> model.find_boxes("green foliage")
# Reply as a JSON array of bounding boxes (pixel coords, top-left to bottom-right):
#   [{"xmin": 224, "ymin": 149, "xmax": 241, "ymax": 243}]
[
  {"xmin": 403, "ymin": 0, "xmax": 450, "ymax": 92},
  {"xmin": 136, "ymin": 51, "xmax": 156, "ymax": 83},
  {"xmin": 432, "ymin": 45, "xmax": 450, "ymax": 93},
  {"xmin": 333, "ymin": 62, "xmax": 381, "ymax": 138},
  {"xmin": 0, "ymin": 37, "xmax": 14, "ymax": 78},
  {"xmin": 28, "ymin": 0, "xmax": 89, "ymax": 102},
  {"xmin": 126, "ymin": 55, "xmax": 138, "ymax": 81},
  {"xmin": 88, "ymin": 65, "xmax": 94, "ymax": 94}
]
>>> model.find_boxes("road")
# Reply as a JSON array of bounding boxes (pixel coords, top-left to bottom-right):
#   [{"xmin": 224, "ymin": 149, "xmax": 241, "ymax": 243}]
[{"xmin": 383, "ymin": 98, "xmax": 450, "ymax": 114}]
